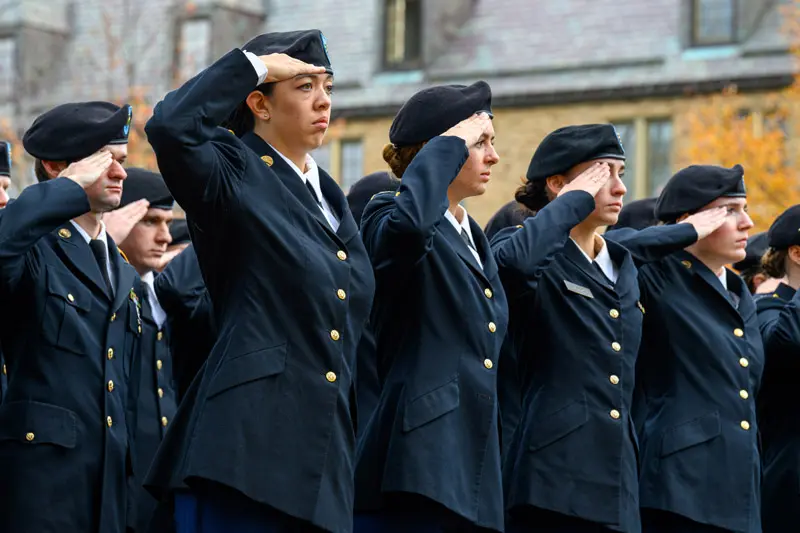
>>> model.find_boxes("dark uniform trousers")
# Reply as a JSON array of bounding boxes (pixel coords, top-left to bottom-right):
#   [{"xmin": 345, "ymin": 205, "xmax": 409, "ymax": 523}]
[
  {"xmin": 754, "ymin": 283, "xmax": 800, "ymax": 533},
  {"xmin": 609, "ymin": 230, "xmax": 764, "ymax": 533},
  {"xmin": 0, "ymin": 177, "xmax": 143, "ymax": 533},
  {"xmin": 355, "ymin": 136, "xmax": 508, "ymax": 532},
  {"xmin": 142, "ymin": 48, "xmax": 375, "ymax": 533},
  {"xmin": 128, "ymin": 292, "xmax": 178, "ymax": 532}
]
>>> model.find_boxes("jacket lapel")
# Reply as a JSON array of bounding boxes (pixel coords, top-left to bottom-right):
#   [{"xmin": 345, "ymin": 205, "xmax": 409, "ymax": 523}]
[
  {"xmin": 318, "ymin": 169, "xmax": 358, "ymax": 244},
  {"xmin": 439, "ymin": 218, "xmax": 491, "ymax": 285},
  {"xmin": 470, "ymin": 217, "xmax": 497, "ymax": 282},
  {"xmin": 606, "ymin": 239, "xmax": 635, "ymax": 298},
  {"xmin": 109, "ymin": 238, "xmax": 137, "ymax": 313},
  {"xmin": 54, "ymin": 224, "xmax": 112, "ymax": 299},
  {"xmin": 562, "ymin": 239, "xmax": 614, "ymax": 292},
  {"xmin": 676, "ymin": 251, "xmax": 740, "ymax": 315}
]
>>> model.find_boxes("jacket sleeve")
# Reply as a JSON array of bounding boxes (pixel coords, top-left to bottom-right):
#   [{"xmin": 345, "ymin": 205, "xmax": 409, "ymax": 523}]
[
  {"xmin": 759, "ymin": 290, "xmax": 800, "ymax": 370},
  {"xmin": 145, "ymin": 49, "xmax": 260, "ymax": 217},
  {"xmin": 0, "ymin": 178, "xmax": 90, "ymax": 293},
  {"xmin": 605, "ymin": 224, "xmax": 698, "ymax": 266},
  {"xmin": 490, "ymin": 190, "xmax": 595, "ymax": 297},
  {"xmin": 360, "ymin": 136, "xmax": 468, "ymax": 269}
]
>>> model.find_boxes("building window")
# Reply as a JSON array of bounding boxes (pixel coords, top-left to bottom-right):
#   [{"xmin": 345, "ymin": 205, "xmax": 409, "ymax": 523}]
[
  {"xmin": 0, "ymin": 38, "xmax": 16, "ymax": 100},
  {"xmin": 612, "ymin": 118, "xmax": 674, "ymax": 199},
  {"xmin": 646, "ymin": 120, "xmax": 673, "ymax": 196},
  {"xmin": 691, "ymin": 0, "xmax": 736, "ymax": 46},
  {"xmin": 384, "ymin": 0, "xmax": 422, "ymax": 70},
  {"xmin": 340, "ymin": 139, "xmax": 364, "ymax": 192},
  {"xmin": 312, "ymin": 143, "xmax": 333, "ymax": 173},
  {"xmin": 176, "ymin": 18, "xmax": 211, "ymax": 82},
  {"xmin": 612, "ymin": 122, "xmax": 637, "ymax": 197}
]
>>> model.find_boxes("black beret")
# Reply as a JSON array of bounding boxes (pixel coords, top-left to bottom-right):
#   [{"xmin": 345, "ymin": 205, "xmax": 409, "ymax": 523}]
[
  {"xmin": 243, "ymin": 30, "xmax": 332, "ymax": 75},
  {"xmin": 767, "ymin": 205, "xmax": 800, "ymax": 249},
  {"xmin": 607, "ymin": 197, "xmax": 658, "ymax": 231},
  {"xmin": 0, "ymin": 141, "xmax": 11, "ymax": 177},
  {"xmin": 346, "ymin": 171, "xmax": 400, "ymax": 228},
  {"xmin": 655, "ymin": 164, "xmax": 746, "ymax": 222},
  {"xmin": 484, "ymin": 200, "xmax": 536, "ymax": 240},
  {"xmin": 23, "ymin": 101, "xmax": 132, "ymax": 161},
  {"xmin": 526, "ymin": 124, "xmax": 625, "ymax": 182},
  {"xmin": 733, "ymin": 232, "xmax": 769, "ymax": 271},
  {"xmin": 169, "ymin": 219, "xmax": 190, "ymax": 245},
  {"xmin": 120, "ymin": 168, "xmax": 174, "ymax": 210},
  {"xmin": 389, "ymin": 81, "xmax": 493, "ymax": 146}
]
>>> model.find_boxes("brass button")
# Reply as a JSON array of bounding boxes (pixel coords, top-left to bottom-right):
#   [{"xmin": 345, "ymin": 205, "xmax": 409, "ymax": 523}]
[
  {"xmin": 156, "ymin": 360, "xmax": 163, "ymax": 370},
  {"xmin": 681, "ymin": 260, "xmax": 692, "ymax": 268},
  {"xmin": 484, "ymin": 288, "xmax": 493, "ymax": 299},
  {"xmin": 734, "ymin": 328, "xmax": 744, "ymax": 338},
  {"xmin": 488, "ymin": 322, "xmax": 497, "ymax": 333},
  {"xmin": 157, "ymin": 331, "xmax": 163, "ymax": 341},
  {"xmin": 337, "ymin": 250, "xmax": 347, "ymax": 261},
  {"xmin": 67, "ymin": 293, "xmax": 75, "ymax": 303},
  {"xmin": 25, "ymin": 432, "xmax": 34, "ymax": 442},
  {"xmin": 330, "ymin": 330, "xmax": 340, "ymax": 341},
  {"xmin": 484, "ymin": 358, "xmax": 493, "ymax": 369},
  {"xmin": 611, "ymin": 342, "xmax": 621, "ymax": 352},
  {"xmin": 337, "ymin": 289, "xmax": 346, "ymax": 300},
  {"xmin": 609, "ymin": 375, "xmax": 620, "ymax": 385},
  {"xmin": 110, "ymin": 313, "xmax": 116, "ymax": 322},
  {"xmin": 739, "ymin": 357, "xmax": 749, "ymax": 368},
  {"xmin": 107, "ymin": 416, "xmax": 113, "ymax": 427},
  {"xmin": 58, "ymin": 228, "xmax": 71, "ymax": 239},
  {"xmin": 161, "ymin": 417, "xmax": 168, "ymax": 427},
  {"xmin": 610, "ymin": 409, "xmax": 621, "ymax": 420},
  {"xmin": 740, "ymin": 390, "xmax": 749, "ymax": 400},
  {"xmin": 107, "ymin": 380, "xmax": 114, "ymax": 392},
  {"xmin": 741, "ymin": 420, "xmax": 750, "ymax": 431},
  {"xmin": 138, "ymin": 325, "xmax": 142, "ymax": 334},
  {"xmin": 107, "ymin": 348, "xmax": 114, "ymax": 360},
  {"xmin": 609, "ymin": 309, "xmax": 620, "ymax": 319},
  {"xmin": 515, "ymin": 225, "xmax": 523, "ymax": 229},
  {"xmin": 326, "ymin": 371, "xmax": 337, "ymax": 383},
  {"xmin": 158, "ymin": 388, "xmax": 164, "ymax": 398}
]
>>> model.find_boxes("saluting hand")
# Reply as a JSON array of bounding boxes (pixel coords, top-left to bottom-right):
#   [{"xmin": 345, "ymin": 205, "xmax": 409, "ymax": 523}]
[
  {"xmin": 104, "ymin": 199, "xmax": 150, "ymax": 244},
  {"xmin": 558, "ymin": 162, "xmax": 611, "ymax": 198},
  {"xmin": 58, "ymin": 150, "xmax": 113, "ymax": 189},
  {"xmin": 441, "ymin": 113, "xmax": 493, "ymax": 147},
  {"xmin": 681, "ymin": 207, "xmax": 728, "ymax": 240},
  {"xmin": 259, "ymin": 53, "xmax": 327, "ymax": 83},
  {"xmin": 154, "ymin": 246, "xmax": 185, "ymax": 273}
]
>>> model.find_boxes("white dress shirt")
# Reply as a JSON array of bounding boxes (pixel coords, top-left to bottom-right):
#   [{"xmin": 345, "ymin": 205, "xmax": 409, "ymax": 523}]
[
  {"xmin": 445, "ymin": 205, "xmax": 483, "ymax": 269},
  {"xmin": 141, "ymin": 271, "xmax": 167, "ymax": 329},
  {"xmin": 70, "ymin": 220, "xmax": 115, "ymax": 288},
  {"xmin": 571, "ymin": 235, "xmax": 619, "ymax": 283}
]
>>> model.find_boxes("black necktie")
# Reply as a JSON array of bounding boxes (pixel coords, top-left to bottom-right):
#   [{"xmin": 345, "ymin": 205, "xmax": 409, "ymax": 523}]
[
  {"xmin": 460, "ymin": 228, "xmax": 475, "ymax": 250},
  {"xmin": 592, "ymin": 261, "xmax": 614, "ymax": 286},
  {"xmin": 89, "ymin": 239, "xmax": 112, "ymax": 295},
  {"xmin": 305, "ymin": 180, "xmax": 322, "ymax": 207}
]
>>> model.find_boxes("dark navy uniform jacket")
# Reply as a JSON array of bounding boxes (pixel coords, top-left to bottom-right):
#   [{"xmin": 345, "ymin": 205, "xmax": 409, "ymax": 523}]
[
  {"xmin": 154, "ymin": 244, "xmax": 215, "ymax": 401},
  {"xmin": 0, "ymin": 177, "xmax": 143, "ymax": 533},
  {"xmin": 755, "ymin": 282, "xmax": 800, "ymax": 533},
  {"xmin": 611, "ymin": 234, "xmax": 764, "ymax": 533},
  {"xmin": 354, "ymin": 137, "xmax": 509, "ymax": 532},
  {"xmin": 0, "ymin": 350, "xmax": 5, "ymax": 403},
  {"xmin": 128, "ymin": 290, "xmax": 179, "ymax": 532},
  {"xmin": 143, "ymin": 49, "xmax": 375, "ymax": 533}
]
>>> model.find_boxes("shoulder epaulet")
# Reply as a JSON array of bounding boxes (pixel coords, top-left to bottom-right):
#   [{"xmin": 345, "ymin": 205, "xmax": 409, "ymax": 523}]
[{"xmin": 118, "ymin": 247, "xmax": 130, "ymax": 264}]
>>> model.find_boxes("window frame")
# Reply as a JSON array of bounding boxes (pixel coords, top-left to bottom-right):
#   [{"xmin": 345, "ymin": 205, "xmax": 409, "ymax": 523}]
[
  {"xmin": 172, "ymin": 16, "xmax": 212, "ymax": 84},
  {"xmin": 690, "ymin": 0, "xmax": 737, "ymax": 47},
  {"xmin": 381, "ymin": 0, "xmax": 423, "ymax": 71}
]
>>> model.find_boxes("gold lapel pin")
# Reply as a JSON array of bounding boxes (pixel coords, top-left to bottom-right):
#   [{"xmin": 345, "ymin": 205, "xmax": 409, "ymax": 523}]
[
  {"xmin": 261, "ymin": 155, "xmax": 274, "ymax": 167},
  {"xmin": 58, "ymin": 228, "xmax": 72, "ymax": 239}
]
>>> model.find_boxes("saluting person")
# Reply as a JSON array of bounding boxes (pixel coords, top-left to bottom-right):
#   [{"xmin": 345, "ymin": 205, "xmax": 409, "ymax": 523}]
[
  {"xmin": 143, "ymin": 30, "xmax": 375, "ymax": 533},
  {"xmin": 0, "ymin": 141, "xmax": 11, "ymax": 404},
  {"xmin": 0, "ymin": 102, "xmax": 143, "ymax": 533}
]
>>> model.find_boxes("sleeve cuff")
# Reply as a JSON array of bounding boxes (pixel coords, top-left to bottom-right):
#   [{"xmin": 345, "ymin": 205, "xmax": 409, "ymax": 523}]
[{"xmin": 242, "ymin": 50, "xmax": 268, "ymax": 85}]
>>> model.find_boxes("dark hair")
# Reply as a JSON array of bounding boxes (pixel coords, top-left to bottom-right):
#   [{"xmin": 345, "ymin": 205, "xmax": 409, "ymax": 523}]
[
  {"xmin": 739, "ymin": 265, "xmax": 766, "ymax": 294},
  {"xmin": 222, "ymin": 83, "xmax": 276, "ymax": 137},
  {"xmin": 34, "ymin": 159, "xmax": 50, "ymax": 183},
  {"xmin": 762, "ymin": 247, "xmax": 789, "ymax": 279},
  {"xmin": 382, "ymin": 142, "xmax": 426, "ymax": 178},
  {"xmin": 515, "ymin": 178, "xmax": 555, "ymax": 212}
]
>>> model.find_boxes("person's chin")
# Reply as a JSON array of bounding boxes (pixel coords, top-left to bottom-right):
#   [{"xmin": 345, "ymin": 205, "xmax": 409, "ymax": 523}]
[{"xmin": 728, "ymin": 248, "xmax": 747, "ymax": 263}]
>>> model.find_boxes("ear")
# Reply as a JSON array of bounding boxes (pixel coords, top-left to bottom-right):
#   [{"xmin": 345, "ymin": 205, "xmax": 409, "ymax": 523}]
[
  {"xmin": 751, "ymin": 272, "xmax": 768, "ymax": 289},
  {"xmin": 245, "ymin": 90, "xmax": 272, "ymax": 121},
  {"xmin": 42, "ymin": 160, "xmax": 68, "ymax": 179},
  {"xmin": 545, "ymin": 175, "xmax": 566, "ymax": 197},
  {"xmin": 788, "ymin": 244, "xmax": 800, "ymax": 266}
]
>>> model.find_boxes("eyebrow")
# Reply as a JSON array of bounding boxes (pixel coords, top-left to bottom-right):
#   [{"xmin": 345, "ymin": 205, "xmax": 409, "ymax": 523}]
[{"xmin": 293, "ymin": 73, "xmax": 334, "ymax": 81}]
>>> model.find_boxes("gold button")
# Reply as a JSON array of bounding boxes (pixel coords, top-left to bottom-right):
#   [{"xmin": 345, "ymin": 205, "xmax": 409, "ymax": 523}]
[
  {"xmin": 734, "ymin": 328, "xmax": 744, "ymax": 338},
  {"xmin": 739, "ymin": 357, "xmax": 749, "ymax": 368},
  {"xmin": 107, "ymin": 416, "xmax": 113, "ymax": 427},
  {"xmin": 488, "ymin": 322, "xmax": 497, "ymax": 333},
  {"xmin": 25, "ymin": 432, "xmax": 34, "ymax": 442},
  {"xmin": 107, "ymin": 348, "xmax": 114, "ymax": 360},
  {"xmin": 609, "ymin": 375, "xmax": 620, "ymax": 385},
  {"xmin": 58, "ymin": 228, "xmax": 71, "ymax": 239},
  {"xmin": 611, "ymin": 342, "xmax": 621, "ymax": 352},
  {"xmin": 337, "ymin": 289, "xmax": 346, "ymax": 300},
  {"xmin": 157, "ymin": 331, "xmax": 163, "ymax": 341},
  {"xmin": 515, "ymin": 225, "xmax": 523, "ymax": 229},
  {"xmin": 609, "ymin": 309, "xmax": 620, "ymax": 319},
  {"xmin": 740, "ymin": 390, "xmax": 749, "ymax": 400},
  {"xmin": 681, "ymin": 260, "xmax": 692, "ymax": 268},
  {"xmin": 337, "ymin": 250, "xmax": 347, "ymax": 261},
  {"xmin": 741, "ymin": 420, "xmax": 750, "ymax": 431},
  {"xmin": 484, "ymin": 288, "xmax": 493, "ymax": 299},
  {"xmin": 330, "ymin": 330, "xmax": 340, "ymax": 341},
  {"xmin": 67, "ymin": 293, "xmax": 74, "ymax": 303},
  {"xmin": 107, "ymin": 380, "xmax": 114, "ymax": 392},
  {"xmin": 484, "ymin": 358, "xmax": 493, "ymax": 369},
  {"xmin": 156, "ymin": 360, "xmax": 163, "ymax": 370},
  {"xmin": 138, "ymin": 326, "xmax": 142, "ymax": 334},
  {"xmin": 161, "ymin": 417, "xmax": 168, "ymax": 427},
  {"xmin": 110, "ymin": 313, "xmax": 116, "ymax": 322},
  {"xmin": 158, "ymin": 388, "xmax": 164, "ymax": 398},
  {"xmin": 326, "ymin": 371, "xmax": 337, "ymax": 383},
  {"xmin": 610, "ymin": 409, "xmax": 621, "ymax": 420}
]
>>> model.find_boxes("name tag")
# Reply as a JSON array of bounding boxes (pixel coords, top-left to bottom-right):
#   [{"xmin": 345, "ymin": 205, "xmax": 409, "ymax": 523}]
[{"xmin": 564, "ymin": 280, "xmax": 594, "ymax": 299}]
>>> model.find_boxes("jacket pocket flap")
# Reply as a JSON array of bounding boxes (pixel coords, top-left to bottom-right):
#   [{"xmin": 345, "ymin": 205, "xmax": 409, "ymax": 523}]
[
  {"xmin": 660, "ymin": 411, "xmax": 721, "ymax": 457},
  {"xmin": 403, "ymin": 378, "xmax": 460, "ymax": 433},
  {"xmin": 529, "ymin": 397, "xmax": 589, "ymax": 452},
  {"xmin": 0, "ymin": 401, "xmax": 77, "ymax": 448},
  {"xmin": 46, "ymin": 267, "xmax": 92, "ymax": 312},
  {"xmin": 208, "ymin": 344, "xmax": 287, "ymax": 398}
]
